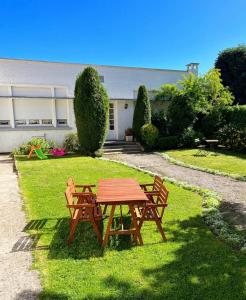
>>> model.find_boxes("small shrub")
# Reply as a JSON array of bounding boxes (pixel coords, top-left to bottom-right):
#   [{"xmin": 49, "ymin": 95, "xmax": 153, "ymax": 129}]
[
  {"xmin": 218, "ymin": 124, "xmax": 246, "ymax": 151},
  {"xmin": 151, "ymin": 111, "xmax": 168, "ymax": 136},
  {"xmin": 158, "ymin": 136, "xmax": 179, "ymax": 150},
  {"xmin": 63, "ymin": 133, "xmax": 80, "ymax": 152},
  {"xmin": 13, "ymin": 138, "xmax": 56, "ymax": 155},
  {"xmin": 140, "ymin": 124, "xmax": 159, "ymax": 150},
  {"xmin": 125, "ymin": 128, "xmax": 133, "ymax": 136},
  {"xmin": 180, "ymin": 127, "xmax": 204, "ymax": 148}
]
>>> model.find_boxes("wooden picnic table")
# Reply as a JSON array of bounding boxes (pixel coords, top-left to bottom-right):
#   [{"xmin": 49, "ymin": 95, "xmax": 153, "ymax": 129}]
[
  {"xmin": 97, "ymin": 178, "xmax": 148, "ymax": 247},
  {"xmin": 205, "ymin": 139, "xmax": 219, "ymax": 149}
]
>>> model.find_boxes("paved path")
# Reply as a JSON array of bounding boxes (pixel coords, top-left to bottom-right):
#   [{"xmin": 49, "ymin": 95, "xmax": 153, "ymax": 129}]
[
  {"xmin": 107, "ymin": 153, "xmax": 246, "ymax": 231},
  {"xmin": 0, "ymin": 155, "xmax": 41, "ymax": 300}
]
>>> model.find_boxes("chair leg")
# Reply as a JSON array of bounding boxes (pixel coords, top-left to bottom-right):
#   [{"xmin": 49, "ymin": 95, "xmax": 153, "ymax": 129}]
[
  {"xmin": 68, "ymin": 216, "xmax": 80, "ymax": 245},
  {"xmin": 91, "ymin": 216, "xmax": 102, "ymax": 244},
  {"xmin": 103, "ymin": 204, "xmax": 108, "ymax": 215},
  {"xmin": 151, "ymin": 208, "xmax": 167, "ymax": 241}
]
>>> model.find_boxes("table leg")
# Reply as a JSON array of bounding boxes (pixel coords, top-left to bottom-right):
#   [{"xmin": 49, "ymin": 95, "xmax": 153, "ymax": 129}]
[
  {"xmin": 102, "ymin": 205, "xmax": 116, "ymax": 247},
  {"xmin": 129, "ymin": 204, "xmax": 143, "ymax": 246}
]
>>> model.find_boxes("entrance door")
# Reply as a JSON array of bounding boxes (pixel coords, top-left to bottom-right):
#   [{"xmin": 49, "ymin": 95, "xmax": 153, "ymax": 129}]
[{"xmin": 107, "ymin": 102, "xmax": 117, "ymax": 140}]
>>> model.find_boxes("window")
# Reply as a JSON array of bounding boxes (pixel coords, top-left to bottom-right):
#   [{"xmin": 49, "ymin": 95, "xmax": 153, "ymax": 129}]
[
  {"xmin": 15, "ymin": 120, "xmax": 27, "ymax": 126},
  {"xmin": 109, "ymin": 103, "xmax": 114, "ymax": 130},
  {"xmin": 0, "ymin": 120, "xmax": 10, "ymax": 127},
  {"xmin": 57, "ymin": 119, "xmax": 68, "ymax": 126},
  {"xmin": 42, "ymin": 119, "xmax": 52, "ymax": 125},
  {"xmin": 29, "ymin": 119, "xmax": 40, "ymax": 125},
  {"xmin": 99, "ymin": 76, "xmax": 104, "ymax": 83}
]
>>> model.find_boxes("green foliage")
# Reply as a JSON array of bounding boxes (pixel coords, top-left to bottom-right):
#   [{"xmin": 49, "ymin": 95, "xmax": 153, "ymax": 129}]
[
  {"xmin": 218, "ymin": 125, "xmax": 246, "ymax": 151},
  {"xmin": 140, "ymin": 124, "xmax": 159, "ymax": 150},
  {"xmin": 63, "ymin": 133, "xmax": 80, "ymax": 152},
  {"xmin": 158, "ymin": 136, "xmax": 179, "ymax": 150},
  {"xmin": 180, "ymin": 127, "xmax": 204, "ymax": 148},
  {"xmin": 13, "ymin": 138, "xmax": 57, "ymax": 155},
  {"xmin": 215, "ymin": 45, "xmax": 246, "ymax": 105},
  {"xmin": 155, "ymin": 84, "xmax": 179, "ymax": 102},
  {"xmin": 151, "ymin": 110, "xmax": 167, "ymax": 136},
  {"xmin": 132, "ymin": 85, "xmax": 151, "ymax": 139},
  {"xmin": 167, "ymin": 93, "xmax": 197, "ymax": 135},
  {"xmin": 223, "ymin": 105, "xmax": 246, "ymax": 128},
  {"xmin": 167, "ymin": 69, "xmax": 233, "ymax": 136},
  {"xmin": 74, "ymin": 67, "xmax": 109, "ymax": 155}
]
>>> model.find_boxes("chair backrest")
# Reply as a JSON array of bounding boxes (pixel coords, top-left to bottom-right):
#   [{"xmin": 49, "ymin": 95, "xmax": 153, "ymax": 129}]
[
  {"xmin": 153, "ymin": 176, "xmax": 164, "ymax": 191},
  {"xmin": 157, "ymin": 183, "xmax": 169, "ymax": 205},
  {"xmin": 67, "ymin": 177, "xmax": 76, "ymax": 193}
]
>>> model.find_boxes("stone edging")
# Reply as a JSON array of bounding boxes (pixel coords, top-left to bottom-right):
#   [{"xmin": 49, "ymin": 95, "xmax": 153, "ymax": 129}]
[
  {"xmin": 157, "ymin": 152, "xmax": 246, "ymax": 182},
  {"xmin": 99, "ymin": 157, "xmax": 246, "ymax": 253}
]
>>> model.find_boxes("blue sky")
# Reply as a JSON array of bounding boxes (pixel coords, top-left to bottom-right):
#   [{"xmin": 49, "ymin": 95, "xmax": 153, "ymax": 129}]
[{"xmin": 0, "ymin": 0, "xmax": 245, "ymax": 74}]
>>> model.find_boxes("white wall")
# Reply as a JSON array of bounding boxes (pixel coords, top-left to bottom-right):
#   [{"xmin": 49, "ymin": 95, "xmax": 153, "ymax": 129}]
[
  {"xmin": 117, "ymin": 100, "xmax": 135, "ymax": 140},
  {"xmin": 0, "ymin": 129, "xmax": 75, "ymax": 153},
  {"xmin": 0, "ymin": 58, "xmax": 188, "ymax": 99}
]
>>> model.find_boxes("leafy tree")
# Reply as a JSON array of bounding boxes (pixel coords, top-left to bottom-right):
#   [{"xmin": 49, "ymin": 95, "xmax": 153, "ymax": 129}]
[
  {"xmin": 215, "ymin": 45, "xmax": 246, "ymax": 104},
  {"xmin": 132, "ymin": 85, "xmax": 151, "ymax": 139},
  {"xmin": 155, "ymin": 84, "xmax": 179, "ymax": 102},
  {"xmin": 74, "ymin": 67, "xmax": 109, "ymax": 155}
]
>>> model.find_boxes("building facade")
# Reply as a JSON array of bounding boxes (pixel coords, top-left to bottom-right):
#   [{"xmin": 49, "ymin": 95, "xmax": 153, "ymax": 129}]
[{"xmin": 0, "ymin": 58, "xmax": 198, "ymax": 152}]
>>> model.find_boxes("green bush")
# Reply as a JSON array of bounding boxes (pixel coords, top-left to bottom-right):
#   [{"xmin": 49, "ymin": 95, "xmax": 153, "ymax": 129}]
[
  {"xmin": 158, "ymin": 136, "xmax": 179, "ymax": 150},
  {"xmin": 215, "ymin": 45, "xmax": 246, "ymax": 105},
  {"xmin": 63, "ymin": 133, "xmax": 80, "ymax": 152},
  {"xmin": 132, "ymin": 85, "xmax": 151, "ymax": 140},
  {"xmin": 74, "ymin": 67, "xmax": 109, "ymax": 155},
  {"xmin": 151, "ymin": 110, "xmax": 167, "ymax": 136},
  {"xmin": 167, "ymin": 93, "xmax": 196, "ymax": 135},
  {"xmin": 140, "ymin": 124, "xmax": 159, "ymax": 150},
  {"xmin": 180, "ymin": 127, "xmax": 204, "ymax": 148},
  {"xmin": 13, "ymin": 138, "xmax": 57, "ymax": 155},
  {"xmin": 218, "ymin": 125, "xmax": 246, "ymax": 151}
]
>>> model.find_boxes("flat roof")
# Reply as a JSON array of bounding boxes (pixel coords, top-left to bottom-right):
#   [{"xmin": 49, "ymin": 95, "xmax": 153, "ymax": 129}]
[{"xmin": 0, "ymin": 57, "xmax": 189, "ymax": 73}]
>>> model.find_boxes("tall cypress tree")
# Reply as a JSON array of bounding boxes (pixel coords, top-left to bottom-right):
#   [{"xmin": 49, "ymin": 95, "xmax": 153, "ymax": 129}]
[
  {"xmin": 132, "ymin": 85, "xmax": 151, "ymax": 139},
  {"xmin": 74, "ymin": 67, "xmax": 109, "ymax": 155}
]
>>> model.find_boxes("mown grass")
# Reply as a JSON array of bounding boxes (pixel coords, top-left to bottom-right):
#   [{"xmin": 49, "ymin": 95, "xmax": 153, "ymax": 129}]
[
  {"xmin": 16, "ymin": 156, "xmax": 246, "ymax": 300},
  {"xmin": 164, "ymin": 149, "xmax": 246, "ymax": 177}
]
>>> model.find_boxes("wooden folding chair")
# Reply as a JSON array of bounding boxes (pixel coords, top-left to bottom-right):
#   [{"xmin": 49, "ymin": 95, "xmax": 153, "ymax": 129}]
[
  {"xmin": 67, "ymin": 177, "xmax": 96, "ymax": 193},
  {"xmin": 135, "ymin": 182, "xmax": 169, "ymax": 241},
  {"xmin": 64, "ymin": 187, "xmax": 102, "ymax": 245},
  {"xmin": 140, "ymin": 175, "xmax": 164, "ymax": 201}
]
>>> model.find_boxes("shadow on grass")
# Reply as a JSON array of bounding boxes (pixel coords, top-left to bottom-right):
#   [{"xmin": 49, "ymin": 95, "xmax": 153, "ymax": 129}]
[
  {"xmin": 191, "ymin": 148, "xmax": 246, "ymax": 160},
  {"xmin": 87, "ymin": 215, "xmax": 246, "ymax": 300},
  {"xmin": 16, "ymin": 290, "xmax": 69, "ymax": 300}
]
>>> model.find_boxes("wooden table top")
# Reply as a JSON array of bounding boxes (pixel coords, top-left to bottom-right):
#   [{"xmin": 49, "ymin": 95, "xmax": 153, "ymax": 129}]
[
  {"xmin": 205, "ymin": 139, "xmax": 219, "ymax": 143},
  {"xmin": 97, "ymin": 178, "xmax": 148, "ymax": 204}
]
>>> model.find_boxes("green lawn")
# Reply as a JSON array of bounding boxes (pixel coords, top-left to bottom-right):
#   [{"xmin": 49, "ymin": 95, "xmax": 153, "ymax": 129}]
[
  {"xmin": 16, "ymin": 156, "xmax": 246, "ymax": 299},
  {"xmin": 163, "ymin": 149, "xmax": 246, "ymax": 178}
]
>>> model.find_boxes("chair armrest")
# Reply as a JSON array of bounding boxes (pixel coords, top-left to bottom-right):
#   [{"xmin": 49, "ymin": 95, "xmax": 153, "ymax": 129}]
[
  {"xmin": 72, "ymin": 192, "xmax": 96, "ymax": 197},
  {"xmin": 67, "ymin": 203, "xmax": 94, "ymax": 208},
  {"xmin": 140, "ymin": 183, "xmax": 154, "ymax": 187},
  {"xmin": 75, "ymin": 184, "xmax": 96, "ymax": 188},
  {"xmin": 144, "ymin": 191, "xmax": 160, "ymax": 196},
  {"xmin": 146, "ymin": 203, "xmax": 168, "ymax": 208}
]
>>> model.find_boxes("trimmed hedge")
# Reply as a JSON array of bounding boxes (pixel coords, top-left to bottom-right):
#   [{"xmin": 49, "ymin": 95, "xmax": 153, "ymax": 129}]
[
  {"xmin": 74, "ymin": 67, "xmax": 109, "ymax": 155},
  {"xmin": 158, "ymin": 136, "xmax": 179, "ymax": 150},
  {"xmin": 132, "ymin": 85, "xmax": 151, "ymax": 139}
]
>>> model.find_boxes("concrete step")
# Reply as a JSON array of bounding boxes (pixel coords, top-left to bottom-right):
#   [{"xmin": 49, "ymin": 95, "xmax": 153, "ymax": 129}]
[{"xmin": 103, "ymin": 141, "xmax": 142, "ymax": 155}]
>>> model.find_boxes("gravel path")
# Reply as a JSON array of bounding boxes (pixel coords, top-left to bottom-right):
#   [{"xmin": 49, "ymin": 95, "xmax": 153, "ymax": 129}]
[
  {"xmin": 107, "ymin": 152, "xmax": 246, "ymax": 231},
  {"xmin": 0, "ymin": 155, "xmax": 41, "ymax": 300}
]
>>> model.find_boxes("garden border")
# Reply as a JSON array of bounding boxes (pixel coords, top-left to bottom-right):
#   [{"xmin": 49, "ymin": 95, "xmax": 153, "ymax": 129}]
[
  {"xmin": 158, "ymin": 152, "xmax": 246, "ymax": 182},
  {"xmin": 99, "ymin": 157, "xmax": 246, "ymax": 252}
]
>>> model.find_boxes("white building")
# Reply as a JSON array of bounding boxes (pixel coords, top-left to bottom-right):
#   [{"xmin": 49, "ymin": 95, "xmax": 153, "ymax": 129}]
[{"xmin": 0, "ymin": 58, "xmax": 199, "ymax": 152}]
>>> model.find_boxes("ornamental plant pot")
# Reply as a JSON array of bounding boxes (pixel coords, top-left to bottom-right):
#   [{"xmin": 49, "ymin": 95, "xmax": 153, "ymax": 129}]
[
  {"xmin": 125, "ymin": 128, "xmax": 133, "ymax": 142},
  {"xmin": 125, "ymin": 135, "xmax": 133, "ymax": 142}
]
